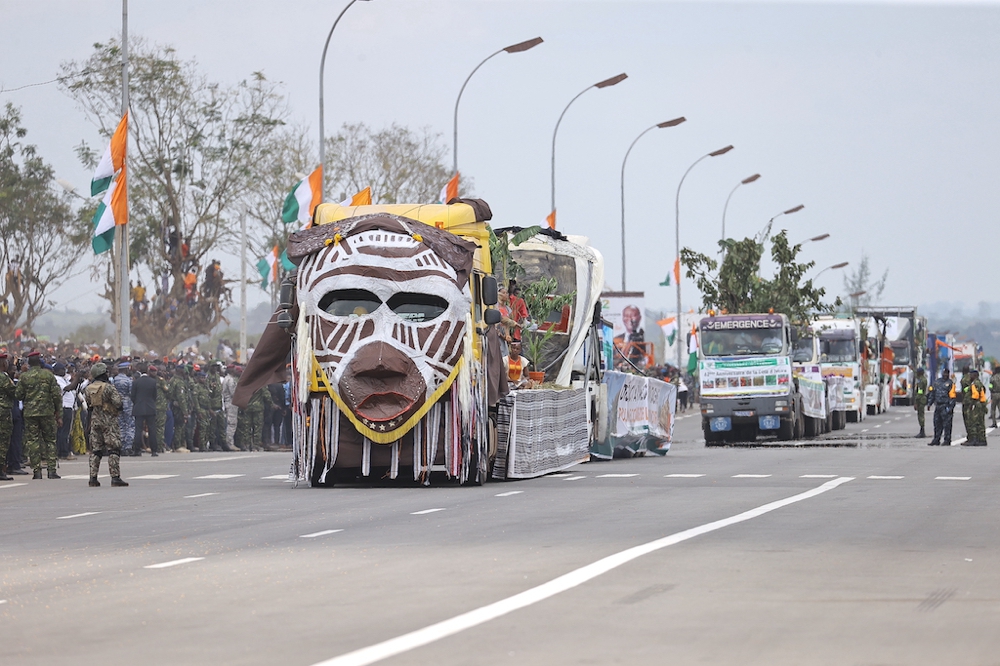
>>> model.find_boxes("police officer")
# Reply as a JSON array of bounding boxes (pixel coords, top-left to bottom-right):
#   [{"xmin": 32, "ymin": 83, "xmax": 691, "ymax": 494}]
[
  {"xmin": 963, "ymin": 368, "xmax": 988, "ymax": 446},
  {"xmin": 989, "ymin": 369, "xmax": 1000, "ymax": 428},
  {"xmin": 927, "ymin": 368, "xmax": 958, "ymax": 446},
  {"xmin": 15, "ymin": 351, "xmax": 62, "ymax": 479},
  {"xmin": 84, "ymin": 363, "xmax": 128, "ymax": 487},
  {"xmin": 0, "ymin": 353, "xmax": 15, "ymax": 481},
  {"xmin": 913, "ymin": 367, "xmax": 928, "ymax": 438}
]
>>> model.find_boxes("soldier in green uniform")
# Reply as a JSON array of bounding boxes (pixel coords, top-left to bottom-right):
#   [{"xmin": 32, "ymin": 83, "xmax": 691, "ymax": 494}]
[
  {"xmin": 15, "ymin": 351, "xmax": 62, "ymax": 479},
  {"xmin": 206, "ymin": 362, "xmax": 229, "ymax": 451},
  {"xmin": 913, "ymin": 367, "xmax": 928, "ymax": 438},
  {"xmin": 84, "ymin": 363, "xmax": 128, "ymax": 486},
  {"xmin": 167, "ymin": 364, "xmax": 191, "ymax": 452},
  {"xmin": 0, "ymin": 353, "xmax": 15, "ymax": 481},
  {"xmin": 154, "ymin": 365, "xmax": 170, "ymax": 453},
  {"xmin": 989, "ymin": 369, "xmax": 1000, "ymax": 428},
  {"xmin": 181, "ymin": 365, "xmax": 198, "ymax": 451},
  {"xmin": 237, "ymin": 387, "xmax": 269, "ymax": 452},
  {"xmin": 963, "ymin": 369, "xmax": 988, "ymax": 446},
  {"xmin": 960, "ymin": 367, "xmax": 973, "ymax": 439},
  {"xmin": 192, "ymin": 372, "xmax": 212, "ymax": 452}
]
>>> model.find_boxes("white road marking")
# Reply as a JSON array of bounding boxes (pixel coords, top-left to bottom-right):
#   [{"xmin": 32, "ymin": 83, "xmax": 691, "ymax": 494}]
[
  {"xmin": 665, "ymin": 474, "xmax": 705, "ymax": 478},
  {"xmin": 194, "ymin": 474, "xmax": 245, "ymax": 479},
  {"xmin": 184, "ymin": 492, "xmax": 218, "ymax": 499},
  {"xmin": 596, "ymin": 474, "xmax": 638, "ymax": 478},
  {"xmin": 0, "ymin": 599, "xmax": 6, "ymax": 604},
  {"xmin": 868, "ymin": 475, "xmax": 904, "ymax": 480},
  {"xmin": 950, "ymin": 437, "xmax": 967, "ymax": 446},
  {"xmin": 861, "ymin": 429, "xmax": 869, "ymax": 433},
  {"xmin": 563, "ymin": 476, "xmax": 586, "ymax": 481},
  {"xmin": 873, "ymin": 424, "xmax": 882, "ymax": 428},
  {"xmin": 895, "ymin": 417, "xmax": 902, "ymax": 421},
  {"xmin": 131, "ymin": 474, "xmax": 178, "ymax": 480},
  {"xmin": 547, "ymin": 473, "xmax": 572, "ymax": 478},
  {"xmin": 733, "ymin": 474, "xmax": 771, "ymax": 478},
  {"xmin": 309, "ymin": 477, "xmax": 855, "ymax": 666},
  {"xmin": 800, "ymin": 474, "xmax": 837, "ymax": 478},
  {"xmin": 300, "ymin": 529, "xmax": 344, "ymax": 538},
  {"xmin": 60, "ymin": 474, "xmax": 101, "ymax": 480},
  {"xmin": 0, "ymin": 483, "xmax": 27, "ymax": 489},
  {"xmin": 144, "ymin": 557, "xmax": 204, "ymax": 569},
  {"xmin": 936, "ymin": 476, "xmax": 971, "ymax": 481},
  {"xmin": 56, "ymin": 512, "xmax": 100, "ymax": 520},
  {"xmin": 411, "ymin": 508, "xmax": 446, "ymax": 515},
  {"xmin": 495, "ymin": 491, "xmax": 523, "ymax": 497},
  {"xmin": 261, "ymin": 475, "xmax": 289, "ymax": 480},
  {"xmin": 177, "ymin": 455, "xmax": 261, "ymax": 463}
]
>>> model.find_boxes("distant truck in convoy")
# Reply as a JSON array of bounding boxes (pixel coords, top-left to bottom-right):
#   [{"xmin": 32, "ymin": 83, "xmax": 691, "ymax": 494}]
[
  {"xmin": 698, "ymin": 313, "xmax": 804, "ymax": 443},
  {"xmin": 854, "ymin": 307, "xmax": 927, "ymax": 406},
  {"xmin": 813, "ymin": 315, "xmax": 866, "ymax": 423},
  {"xmin": 791, "ymin": 324, "xmax": 847, "ymax": 433}
]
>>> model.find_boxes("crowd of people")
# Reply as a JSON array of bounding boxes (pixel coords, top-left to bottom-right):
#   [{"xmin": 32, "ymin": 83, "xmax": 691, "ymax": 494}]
[{"xmin": 0, "ymin": 347, "xmax": 291, "ymax": 484}]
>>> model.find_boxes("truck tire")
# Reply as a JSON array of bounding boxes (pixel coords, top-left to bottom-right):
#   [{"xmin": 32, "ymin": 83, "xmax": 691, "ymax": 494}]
[
  {"xmin": 703, "ymin": 420, "xmax": 724, "ymax": 446},
  {"xmin": 777, "ymin": 416, "xmax": 794, "ymax": 441}
]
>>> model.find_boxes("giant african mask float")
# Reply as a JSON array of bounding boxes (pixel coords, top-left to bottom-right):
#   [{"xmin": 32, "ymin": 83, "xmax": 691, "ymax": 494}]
[{"xmin": 287, "ymin": 212, "xmax": 478, "ymax": 444}]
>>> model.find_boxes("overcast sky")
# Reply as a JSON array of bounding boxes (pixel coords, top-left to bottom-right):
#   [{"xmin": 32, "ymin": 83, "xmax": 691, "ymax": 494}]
[{"xmin": 3, "ymin": 0, "xmax": 999, "ymax": 317}]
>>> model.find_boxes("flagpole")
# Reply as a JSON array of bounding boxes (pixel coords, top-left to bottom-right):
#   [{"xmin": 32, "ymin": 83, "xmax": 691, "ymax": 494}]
[
  {"xmin": 240, "ymin": 213, "xmax": 247, "ymax": 363},
  {"xmin": 118, "ymin": 0, "xmax": 131, "ymax": 357}
]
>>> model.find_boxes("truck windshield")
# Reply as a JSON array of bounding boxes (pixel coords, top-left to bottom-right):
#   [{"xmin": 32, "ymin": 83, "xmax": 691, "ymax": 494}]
[
  {"xmin": 701, "ymin": 327, "xmax": 785, "ymax": 357},
  {"xmin": 892, "ymin": 344, "xmax": 910, "ymax": 365},
  {"xmin": 791, "ymin": 335, "xmax": 814, "ymax": 363},
  {"xmin": 820, "ymin": 338, "xmax": 857, "ymax": 363}
]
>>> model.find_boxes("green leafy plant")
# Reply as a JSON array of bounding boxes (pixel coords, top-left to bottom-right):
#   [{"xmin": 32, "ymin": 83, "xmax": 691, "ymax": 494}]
[
  {"xmin": 518, "ymin": 276, "xmax": 575, "ymax": 327},
  {"xmin": 521, "ymin": 327, "xmax": 556, "ymax": 376}
]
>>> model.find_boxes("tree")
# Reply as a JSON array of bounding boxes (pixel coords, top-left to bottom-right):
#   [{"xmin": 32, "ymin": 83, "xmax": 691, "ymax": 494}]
[
  {"xmin": 324, "ymin": 122, "xmax": 459, "ymax": 204},
  {"xmin": 0, "ymin": 103, "xmax": 88, "ymax": 343},
  {"xmin": 842, "ymin": 251, "xmax": 887, "ymax": 307},
  {"xmin": 60, "ymin": 37, "xmax": 288, "ymax": 353},
  {"xmin": 681, "ymin": 232, "xmax": 840, "ymax": 323}
]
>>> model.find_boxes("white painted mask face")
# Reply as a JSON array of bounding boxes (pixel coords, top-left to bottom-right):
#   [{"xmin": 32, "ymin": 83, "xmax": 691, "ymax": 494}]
[{"xmin": 297, "ymin": 220, "xmax": 472, "ymax": 439}]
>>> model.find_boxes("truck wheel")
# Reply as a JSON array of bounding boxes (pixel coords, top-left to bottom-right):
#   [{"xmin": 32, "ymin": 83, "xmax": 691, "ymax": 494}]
[
  {"xmin": 805, "ymin": 416, "xmax": 818, "ymax": 437},
  {"xmin": 703, "ymin": 421, "xmax": 724, "ymax": 446},
  {"xmin": 777, "ymin": 417, "xmax": 794, "ymax": 441}
]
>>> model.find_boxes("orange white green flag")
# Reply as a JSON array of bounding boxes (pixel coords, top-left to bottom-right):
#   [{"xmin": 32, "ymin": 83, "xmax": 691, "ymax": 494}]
[
  {"xmin": 659, "ymin": 258, "xmax": 681, "ymax": 286},
  {"xmin": 658, "ymin": 316, "xmax": 678, "ymax": 346},
  {"xmin": 257, "ymin": 245, "xmax": 280, "ymax": 289},
  {"xmin": 281, "ymin": 166, "xmax": 323, "ymax": 226},
  {"xmin": 91, "ymin": 168, "xmax": 127, "ymax": 255},
  {"xmin": 339, "ymin": 187, "xmax": 372, "ymax": 207},
  {"xmin": 439, "ymin": 172, "xmax": 459, "ymax": 204},
  {"xmin": 91, "ymin": 112, "xmax": 127, "ymax": 196}
]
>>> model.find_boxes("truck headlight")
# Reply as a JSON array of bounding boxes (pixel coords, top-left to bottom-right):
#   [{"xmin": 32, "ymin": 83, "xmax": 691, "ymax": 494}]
[{"xmin": 701, "ymin": 404, "xmax": 714, "ymax": 414}]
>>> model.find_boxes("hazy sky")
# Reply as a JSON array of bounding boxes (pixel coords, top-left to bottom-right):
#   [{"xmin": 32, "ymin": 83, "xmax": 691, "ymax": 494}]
[{"xmin": 3, "ymin": 0, "xmax": 999, "ymax": 317}]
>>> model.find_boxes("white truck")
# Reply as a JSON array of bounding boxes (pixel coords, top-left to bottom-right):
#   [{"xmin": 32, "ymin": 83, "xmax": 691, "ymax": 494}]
[
  {"xmin": 854, "ymin": 307, "xmax": 927, "ymax": 406},
  {"xmin": 698, "ymin": 313, "xmax": 804, "ymax": 444},
  {"xmin": 813, "ymin": 315, "xmax": 866, "ymax": 423},
  {"xmin": 791, "ymin": 324, "xmax": 847, "ymax": 433}
]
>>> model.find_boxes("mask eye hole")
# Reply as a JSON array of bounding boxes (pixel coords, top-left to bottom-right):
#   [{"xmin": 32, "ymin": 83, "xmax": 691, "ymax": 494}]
[
  {"xmin": 386, "ymin": 293, "xmax": 449, "ymax": 322},
  {"xmin": 319, "ymin": 289, "xmax": 382, "ymax": 317}
]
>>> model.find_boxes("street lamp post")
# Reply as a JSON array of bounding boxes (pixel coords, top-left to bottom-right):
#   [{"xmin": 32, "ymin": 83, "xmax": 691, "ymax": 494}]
[
  {"xmin": 758, "ymin": 204, "xmax": 804, "ymax": 241},
  {"xmin": 619, "ymin": 117, "xmax": 686, "ymax": 290},
  {"xmin": 721, "ymin": 173, "xmax": 760, "ymax": 248},
  {"xmin": 815, "ymin": 261, "xmax": 850, "ymax": 279},
  {"xmin": 674, "ymin": 145, "xmax": 733, "ymax": 371},
  {"xmin": 452, "ymin": 37, "xmax": 543, "ymax": 175},
  {"xmin": 318, "ymin": 0, "xmax": 371, "ymax": 201},
  {"xmin": 800, "ymin": 233, "xmax": 830, "ymax": 244},
  {"xmin": 551, "ymin": 73, "xmax": 628, "ymax": 219}
]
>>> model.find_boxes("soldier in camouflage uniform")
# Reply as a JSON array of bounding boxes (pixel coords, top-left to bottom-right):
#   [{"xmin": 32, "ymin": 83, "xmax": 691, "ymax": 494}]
[
  {"xmin": 237, "ymin": 387, "xmax": 268, "ymax": 452},
  {"xmin": 192, "ymin": 372, "xmax": 212, "ymax": 452},
  {"xmin": 913, "ymin": 367, "xmax": 928, "ymax": 438},
  {"xmin": 84, "ymin": 363, "xmax": 128, "ymax": 486},
  {"xmin": 989, "ymin": 370, "xmax": 1000, "ymax": 428},
  {"xmin": 167, "ymin": 364, "xmax": 191, "ymax": 452},
  {"xmin": 962, "ymin": 369, "xmax": 988, "ymax": 446},
  {"xmin": 222, "ymin": 365, "xmax": 241, "ymax": 450},
  {"xmin": 15, "ymin": 352, "xmax": 62, "ymax": 479},
  {"xmin": 207, "ymin": 362, "xmax": 229, "ymax": 451},
  {"xmin": 0, "ymin": 353, "xmax": 15, "ymax": 480},
  {"xmin": 182, "ymin": 366, "xmax": 198, "ymax": 451},
  {"xmin": 960, "ymin": 367, "xmax": 973, "ymax": 440},
  {"xmin": 110, "ymin": 362, "xmax": 135, "ymax": 455},
  {"xmin": 155, "ymin": 365, "xmax": 171, "ymax": 451}
]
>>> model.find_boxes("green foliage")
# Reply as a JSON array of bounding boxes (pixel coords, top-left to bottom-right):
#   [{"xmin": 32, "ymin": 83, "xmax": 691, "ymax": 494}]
[
  {"xmin": 518, "ymin": 276, "xmax": 575, "ymax": 326},
  {"xmin": 521, "ymin": 327, "xmax": 556, "ymax": 371},
  {"xmin": 842, "ymin": 251, "xmax": 887, "ymax": 308},
  {"xmin": 681, "ymin": 231, "xmax": 840, "ymax": 323},
  {"xmin": 488, "ymin": 225, "xmax": 541, "ymax": 287}
]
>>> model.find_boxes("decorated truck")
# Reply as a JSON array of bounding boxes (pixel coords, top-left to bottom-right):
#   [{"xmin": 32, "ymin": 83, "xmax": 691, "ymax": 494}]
[
  {"xmin": 698, "ymin": 313, "xmax": 804, "ymax": 443},
  {"xmin": 235, "ymin": 199, "xmax": 508, "ymax": 486},
  {"xmin": 858, "ymin": 315, "xmax": 891, "ymax": 415},
  {"xmin": 854, "ymin": 306, "xmax": 927, "ymax": 406},
  {"xmin": 791, "ymin": 324, "xmax": 847, "ymax": 433},
  {"xmin": 813, "ymin": 314, "xmax": 866, "ymax": 423}
]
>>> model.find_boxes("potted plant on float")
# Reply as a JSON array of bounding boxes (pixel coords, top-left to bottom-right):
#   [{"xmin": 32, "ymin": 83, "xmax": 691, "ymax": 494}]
[
  {"xmin": 517, "ymin": 276, "xmax": 576, "ymax": 386},
  {"xmin": 521, "ymin": 326, "xmax": 555, "ymax": 385}
]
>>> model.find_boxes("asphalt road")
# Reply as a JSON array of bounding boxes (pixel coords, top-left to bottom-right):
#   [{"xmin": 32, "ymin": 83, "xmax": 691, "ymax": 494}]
[{"xmin": 4, "ymin": 404, "xmax": 1000, "ymax": 666}]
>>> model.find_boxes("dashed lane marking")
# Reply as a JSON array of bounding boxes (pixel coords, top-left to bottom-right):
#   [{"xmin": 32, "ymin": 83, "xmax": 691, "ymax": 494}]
[
  {"xmin": 800, "ymin": 474, "xmax": 837, "ymax": 478},
  {"xmin": 262, "ymin": 475, "xmax": 290, "ymax": 480},
  {"xmin": 874, "ymin": 424, "xmax": 882, "ymax": 428},
  {"xmin": 733, "ymin": 474, "xmax": 771, "ymax": 478},
  {"xmin": 495, "ymin": 491, "xmax": 523, "ymax": 497},
  {"xmin": 936, "ymin": 476, "xmax": 971, "ymax": 481},
  {"xmin": 0, "ymin": 600, "xmax": 6, "ymax": 605},
  {"xmin": 665, "ymin": 474, "xmax": 705, "ymax": 478},
  {"xmin": 564, "ymin": 476, "xmax": 587, "ymax": 481},
  {"xmin": 596, "ymin": 474, "xmax": 638, "ymax": 478},
  {"xmin": 194, "ymin": 474, "xmax": 245, "ymax": 479},
  {"xmin": 144, "ymin": 557, "xmax": 204, "ymax": 569},
  {"xmin": 547, "ymin": 473, "xmax": 572, "ymax": 478},
  {"xmin": 56, "ymin": 512, "xmax": 100, "ymax": 520},
  {"xmin": 861, "ymin": 429, "xmax": 869, "ymax": 433},
  {"xmin": 60, "ymin": 475, "xmax": 104, "ymax": 480},
  {"xmin": 411, "ymin": 508, "xmax": 446, "ymax": 515},
  {"xmin": 868, "ymin": 475, "xmax": 904, "ymax": 480},
  {"xmin": 308, "ymin": 477, "xmax": 855, "ymax": 666},
  {"xmin": 300, "ymin": 529, "xmax": 344, "ymax": 538},
  {"xmin": 131, "ymin": 474, "xmax": 179, "ymax": 480},
  {"xmin": 184, "ymin": 492, "xmax": 218, "ymax": 499},
  {"xmin": 0, "ymin": 483, "xmax": 27, "ymax": 489}
]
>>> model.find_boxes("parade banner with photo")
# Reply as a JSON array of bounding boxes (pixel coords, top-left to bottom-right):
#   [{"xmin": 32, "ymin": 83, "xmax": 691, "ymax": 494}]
[
  {"xmin": 699, "ymin": 356, "xmax": 792, "ymax": 398},
  {"xmin": 600, "ymin": 292, "xmax": 650, "ymax": 370},
  {"xmin": 798, "ymin": 375, "xmax": 826, "ymax": 419},
  {"xmin": 591, "ymin": 371, "xmax": 676, "ymax": 459},
  {"xmin": 826, "ymin": 375, "xmax": 848, "ymax": 412}
]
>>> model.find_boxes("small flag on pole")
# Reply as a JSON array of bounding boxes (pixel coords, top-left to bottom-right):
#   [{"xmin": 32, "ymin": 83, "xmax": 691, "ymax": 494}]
[
  {"xmin": 257, "ymin": 245, "xmax": 279, "ymax": 289},
  {"xmin": 91, "ymin": 112, "xmax": 128, "ymax": 196},
  {"xmin": 91, "ymin": 173, "xmax": 126, "ymax": 255},
  {"xmin": 545, "ymin": 210, "xmax": 556, "ymax": 230},
  {"xmin": 339, "ymin": 187, "xmax": 372, "ymax": 207},
  {"xmin": 659, "ymin": 258, "xmax": 681, "ymax": 286},
  {"xmin": 658, "ymin": 317, "xmax": 678, "ymax": 347},
  {"xmin": 439, "ymin": 172, "xmax": 459, "ymax": 204},
  {"xmin": 281, "ymin": 166, "xmax": 323, "ymax": 226},
  {"xmin": 687, "ymin": 323, "xmax": 699, "ymax": 373}
]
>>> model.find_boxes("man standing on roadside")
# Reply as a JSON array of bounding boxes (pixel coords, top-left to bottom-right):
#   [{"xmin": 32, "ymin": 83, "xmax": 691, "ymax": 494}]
[
  {"xmin": 167, "ymin": 363, "xmax": 191, "ymax": 453},
  {"xmin": 131, "ymin": 363, "xmax": 158, "ymax": 456},
  {"xmin": 928, "ymin": 368, "xmax": 958, "ymax": 447},
  {"xmin": 0, "ymin": 353, "xmax": 14, "ymax": 480},
  {"xmin": 989, "ymin": 369, "xmax": 1000, "ymax": 428},
  {"xmin": 913, "ymin": 367, "xmax": 928, "ymax": 438},
  {"xmin": 15, "ymin": 351, "xmax": 62, "ymax": 479},
  {"xmin": 84, "ymin": 363, "xmax": 128, "ymax": 487},
  {"xmin": 222, "ymin": 365, "xmax": 240, "ymax": 450},
  {"xmin": 963, "ymin": 368, "xmax": 988, "ymax": 447}
]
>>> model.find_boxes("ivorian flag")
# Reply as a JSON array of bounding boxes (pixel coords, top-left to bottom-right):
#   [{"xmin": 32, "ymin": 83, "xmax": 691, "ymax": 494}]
[
  {"xmin": 658, "ymin": 317, "xmax": 678, "ymax": 346},
  {"xmin": 659, "ymin": 258, "xmax": 681, "ymax": 287},
  {"xmin": 257, "ymin": 245, "xmax": 280, "ymax": 289},
  {"xmin": 687, "ymin": 323, "xmax": 699, "ymax": 373},
  {"xmin": 545, "ymin": 210, "xmax": 556, "ymax": 230},
  {"xmin": 91, "ymin": 112, "xmax": 128, "ymax": 196},
  {"xmin": 339, "ymin": 187, "xmax": 372, "ymax": 207},
  {"xmin": 439, "ymin": 172, "xmax": 459, "ymax": 204},
  {"xmin": 91, "ymin": 169, "xmax": 127, "ymax": 255},
  {"xmin": 281, "ymin": 166, "xmax": 323, "ymax": 226},
  {"xmin": 279, "ymin": 248, "xmax": 295, "ymax": 272}
]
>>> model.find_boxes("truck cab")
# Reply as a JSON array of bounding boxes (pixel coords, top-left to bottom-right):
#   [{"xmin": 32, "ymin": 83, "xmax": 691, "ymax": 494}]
[{"xmin": 813, "ymin": 315, "xmax": 865, "ymax": 423}]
